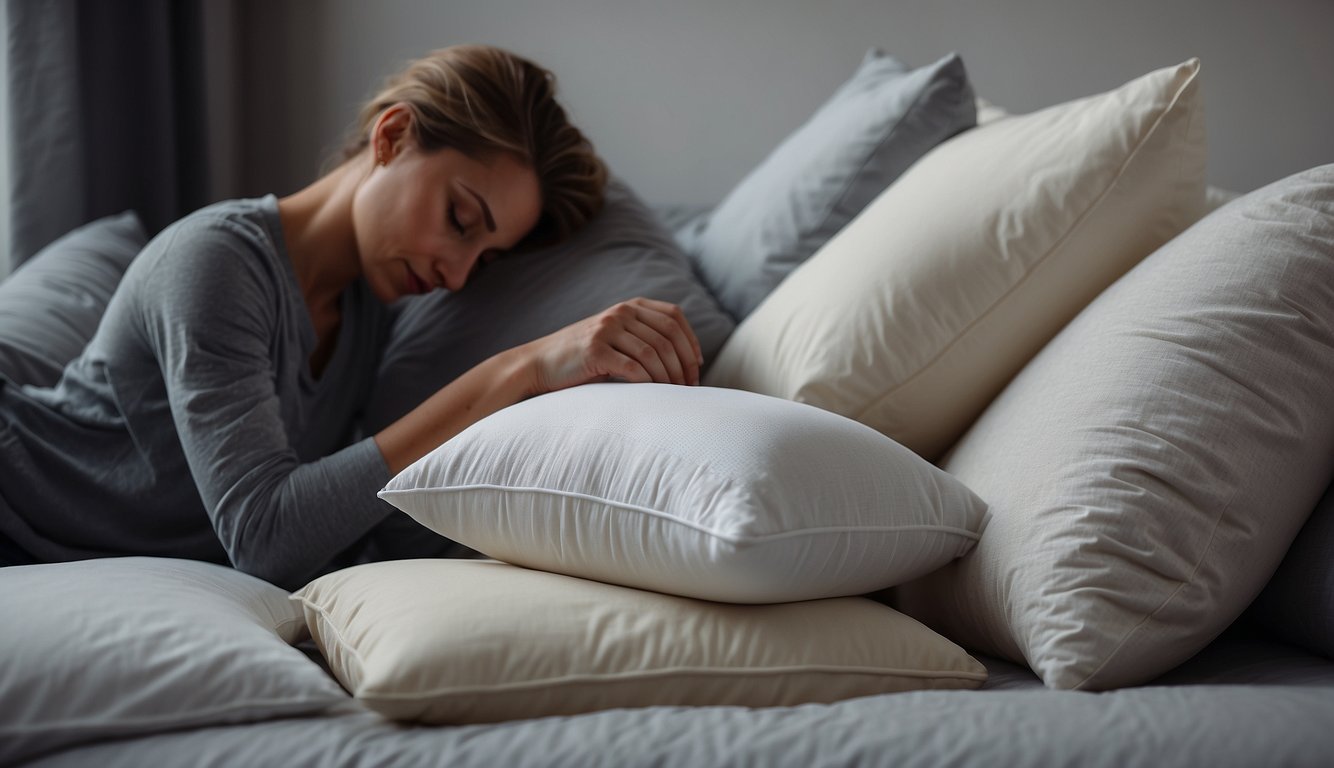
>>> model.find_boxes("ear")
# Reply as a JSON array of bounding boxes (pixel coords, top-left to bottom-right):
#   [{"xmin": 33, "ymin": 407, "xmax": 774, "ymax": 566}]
[{"xmin": 369, "ymin": 103, "xmax": 415, "ymax": 165}]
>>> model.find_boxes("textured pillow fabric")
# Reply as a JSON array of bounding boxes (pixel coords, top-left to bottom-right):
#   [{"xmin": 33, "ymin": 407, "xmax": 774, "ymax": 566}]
[
  {"xmin": 690, "ymin": 49, "xmax": 976, "ymax": 321},
  {"xmin": 0, "ymin": 211, "xmax": 145, "ymax": 387},
  {"xmin": 293, "ymin": 558, "xmax": 988, "ymax": 724},
  {"xmin": 360, "ymin": 177, "xmax": 734, "ymax": 432},
  {"xmin": 1249, "ymin": 479, "xmax": 1334, "ymax": 659},
  {"xmin": 895, "ymin": 164, "xmax": 1334, "ymax": 690},
  {"xmin": 0, "ymin": 557, "xmax": 348, "ymax": 764},
  {"xmin": 378, "ymin": 382, "xmax": 987, "ymax": 604},
  {"xmin": 705, "ymin": 59, "xmax": 1206, "ymax": 461}
]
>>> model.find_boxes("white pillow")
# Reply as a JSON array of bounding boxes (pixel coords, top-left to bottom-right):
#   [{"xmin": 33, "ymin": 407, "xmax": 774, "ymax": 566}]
[
  {"xmin": 378, "ymin": 383, "xmax": 987, "ymax": 604},
  {"xmin": 293, "ymin": 559, "xmax": 988, "ymax": 724},
  {"xmin": 705, "ymin": 59, "xmax": 1207, "ymax": 460},
  {"xmin": 0, "ymin": 557, "xmax": 348, "ymax": 764},
  {"xmin": 895, "ymin": 164, "xmax": 1334, "ymax": 689}
]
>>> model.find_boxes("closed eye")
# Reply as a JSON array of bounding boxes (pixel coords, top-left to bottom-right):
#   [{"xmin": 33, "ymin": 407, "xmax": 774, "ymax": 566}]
[{"xmin": 448, "ymin": 205, "xmax": 466, "ymax": 236}]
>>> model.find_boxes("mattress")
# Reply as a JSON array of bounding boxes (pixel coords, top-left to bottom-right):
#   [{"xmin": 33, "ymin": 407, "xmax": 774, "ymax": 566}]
[{"xmin": 27, "ymin": 626, "xmax": 1334, "ymax": 768}]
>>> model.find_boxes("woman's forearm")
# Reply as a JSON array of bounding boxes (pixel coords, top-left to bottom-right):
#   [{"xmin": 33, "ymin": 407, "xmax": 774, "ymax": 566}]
[
  {"xmin": 374, "ymin": 346, "xmax": 535, "ymax": 476},
  {"xmin": 374, "ymin": 297, "xmax": 703, "ymax": 477}
]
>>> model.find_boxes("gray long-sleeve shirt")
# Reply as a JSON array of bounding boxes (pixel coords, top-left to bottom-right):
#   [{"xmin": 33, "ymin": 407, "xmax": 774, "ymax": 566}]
[{"xmin": 0, "ymin": 196, "xmax": 397, "ymax": 588}]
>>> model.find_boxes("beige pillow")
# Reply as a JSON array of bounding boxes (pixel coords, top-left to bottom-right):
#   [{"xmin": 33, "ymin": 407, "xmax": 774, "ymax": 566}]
[
  {"xmin": 292, "ymin": 559, "xmax": 987, "ymax": 724},
  {"xmin": 895, "ymin": 164, "xmax": 1334, "ymax": 690},
  {"xmin": 705, "ymin": 59, "xmax": 1206, "ymax": 460}
]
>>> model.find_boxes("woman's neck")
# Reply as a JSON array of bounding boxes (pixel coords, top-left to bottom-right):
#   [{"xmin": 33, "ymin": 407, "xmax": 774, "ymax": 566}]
[{"xmin": 276, "ymin": 162, "xmax": 364, "ymax": 320}]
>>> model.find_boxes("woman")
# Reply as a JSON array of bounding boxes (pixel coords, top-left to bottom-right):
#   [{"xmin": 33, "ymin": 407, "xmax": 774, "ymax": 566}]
[{"xmin": 0, "ymin": 45, "xmax": 702, "ymax": 588}]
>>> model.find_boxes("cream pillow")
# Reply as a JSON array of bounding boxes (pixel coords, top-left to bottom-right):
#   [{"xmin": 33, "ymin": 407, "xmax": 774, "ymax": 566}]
[
  {"xmin": 895, "ymin": 164, "xmax": 1334, "ymax": 690},
  {"xmin": 292, "ymin": 559, "xmax": 988, "ymax": 723},
  {"xmin": 705, "ymin": 59, "xmax": 1206, "ymax": 460},
  {"xmin": 378, "ymin": 383, "xmax": 988, "ymax": 604}
]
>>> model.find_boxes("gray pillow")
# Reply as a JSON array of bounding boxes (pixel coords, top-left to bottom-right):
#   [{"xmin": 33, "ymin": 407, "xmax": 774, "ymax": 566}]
[
  {"xmin": 688, "ymin": 49, "xmax": 976, "ymax": 321},
  {"xmin": 1250, "ymin": 480, "xmax": 1334, "ymax": 658},
  {"xmin": 0, "ymin": 211, "xmax": 146, "ymax": 387},
  {"xmin": 360, "ymin": 177, "xmax": 735, "ymax": 432},
  {"xmin": 0, "ymin": 557, "xmax": 347, "ymax": 764}
]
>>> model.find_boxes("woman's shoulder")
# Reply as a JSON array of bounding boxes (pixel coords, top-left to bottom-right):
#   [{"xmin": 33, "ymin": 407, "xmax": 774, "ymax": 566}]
[
  {"xmin": 118, "ymin": 195, "xmax": 296, "ymax": 320},
  {"xmin": 130, "ymin": 196, "xmax": 288, "ymax": 287},
  {"xmin": 153, "ymin": 196, "xmax": 283, "ymax": 257}
]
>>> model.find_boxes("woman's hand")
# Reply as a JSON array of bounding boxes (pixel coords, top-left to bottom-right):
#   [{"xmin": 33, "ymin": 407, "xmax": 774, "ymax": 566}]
[
  {"xmin": 520, "ymin": 298, "xmax": 704, "ymax": 395},
  {"xmin": 376, "ymin": 298, "xmax": 702, "ymax": 476}
]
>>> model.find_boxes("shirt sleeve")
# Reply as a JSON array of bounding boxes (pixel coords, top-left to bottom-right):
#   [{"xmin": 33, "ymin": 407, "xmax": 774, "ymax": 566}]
[{"xmin": 137, "ymin": 219, "xmax": 393, "ymax": 588}]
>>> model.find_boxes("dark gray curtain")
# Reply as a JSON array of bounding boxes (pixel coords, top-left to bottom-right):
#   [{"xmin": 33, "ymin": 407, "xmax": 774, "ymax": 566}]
[{"xmin": 3, "ymin": 0, "xmax": 209, "ymax": 270}]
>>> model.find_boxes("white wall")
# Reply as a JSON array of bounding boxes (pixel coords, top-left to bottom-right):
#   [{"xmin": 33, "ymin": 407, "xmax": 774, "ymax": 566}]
[{"xmin": 238, "ymin": 0, "xmax": 1334, "ymax": 206}]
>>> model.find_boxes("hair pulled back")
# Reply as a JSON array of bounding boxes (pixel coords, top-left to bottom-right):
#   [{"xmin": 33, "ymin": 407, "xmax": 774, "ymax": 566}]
[{"xmin": 340, "ymin": 45, "xmax": 607, "ymax": 250}]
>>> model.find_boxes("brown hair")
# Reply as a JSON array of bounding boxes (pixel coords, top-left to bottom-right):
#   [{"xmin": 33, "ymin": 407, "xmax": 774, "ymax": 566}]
[{"xmin": 337, "ymin": 45, "xmax": 607, "ymax": 250}]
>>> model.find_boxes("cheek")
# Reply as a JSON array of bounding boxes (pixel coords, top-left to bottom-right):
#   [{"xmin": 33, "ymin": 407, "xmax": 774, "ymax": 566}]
[{"xmin": 351, "ymin": 173, "xmax": 403, "ymax": 262}]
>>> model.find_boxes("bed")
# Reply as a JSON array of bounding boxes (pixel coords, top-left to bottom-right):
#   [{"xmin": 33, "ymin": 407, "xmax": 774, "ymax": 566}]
[
  {"xmin": 4, "ymin": 49, "xmax": 1334, "ymax": 768},
  {"xmin": 18, "ymin": 630, "xmax": 1334, "ymax": 768}
]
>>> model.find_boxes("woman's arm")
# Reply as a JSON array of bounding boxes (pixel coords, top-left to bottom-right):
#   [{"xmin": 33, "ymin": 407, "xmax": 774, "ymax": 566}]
[
  {"xmin": 374, "ymin": 297, "xmax": 702, "ymax": 475},
  {"xmin": 137, "ymin": 223, "xmax": 394, "ymax": 588}
]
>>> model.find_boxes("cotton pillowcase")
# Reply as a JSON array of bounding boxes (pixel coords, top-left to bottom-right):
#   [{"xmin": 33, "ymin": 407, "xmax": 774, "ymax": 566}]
[
  {"xmin": 0, "ymin": 211, "xmax": 145, "ymax": 387},
  {"xmin": 0, "ymin": 557, "xmax": 348, "ymax": 764},
  {"xmin": 689, "ymin": 49, "xmax": 976, "ymax": 321},
  {"xmin": 1249, "ymin": 479, "xmax": 1334, "ymax": 659},
  {"xmin": 706, "ymin": 59, "xmax": 1206, "ymax": 461},
  {"xmin": 293, "ymin": 558, "xmax": 988, "ymax": 724},
  {"xmin": 360, "ymin": 177, "xmax": 734, "ymax": 432},
  {"xmin": 378, "ymin": 382, "xmax": 988, "ymax": 604},
  {"xmin": 895, "ymin": 164, "xmax": 1334, "ymax": 690},
  {"xmin": 973, "ymin": 93, "xmax": 1242, "ymax": 214}
]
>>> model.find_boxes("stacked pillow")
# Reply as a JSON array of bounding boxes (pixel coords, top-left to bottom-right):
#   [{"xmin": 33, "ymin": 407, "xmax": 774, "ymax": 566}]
[
  {"xmin": 706, "ymin": 59, "xmax": 1207, "ymax": 460},
  {"xmin": 378, "ymin": 383, "xmax": 989, "ymax": 604},
  {"xmin": 350, "ymin": 383, "xmax": 991, "ymax": 722},
  {"xmin": 895, "ymin": 164, "xmax": 1334, "ymax": 689},
  {"xmin": 313, "ymin": 380, "xmax": 995, "ymax": 724},
  {"xmin": 293, "ymin": 558, "xmax": 987, "ymax": 725}
]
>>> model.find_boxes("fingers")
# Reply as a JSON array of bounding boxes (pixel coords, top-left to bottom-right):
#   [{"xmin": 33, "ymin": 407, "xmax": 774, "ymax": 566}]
[
  {"xmin": 629, "ymin": 307, "xmax": 700, "ymax": 386},
  {"xmin": 610, "ymin": 325, "xmax": 678, "ymax": 384},
  {"xmin": 528, "ymin": 298, "xmax": 703, "ymax": 395},
  {"xmin": 602, "ymin": 347, "xmax": 654, "ymax": 384},
  {"xmin": 633, "ymin": 298, "xmax": 704, "ymax": 368},
  {"xmin": 603, "ymin": 300, "xmax": 701, "ymax": 386}
]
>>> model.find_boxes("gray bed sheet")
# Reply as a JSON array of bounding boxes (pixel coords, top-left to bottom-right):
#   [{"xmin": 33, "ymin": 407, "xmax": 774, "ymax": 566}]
[{"xmin": 27, "ymin": 627, "xmax": 1334, "ymax": 768}]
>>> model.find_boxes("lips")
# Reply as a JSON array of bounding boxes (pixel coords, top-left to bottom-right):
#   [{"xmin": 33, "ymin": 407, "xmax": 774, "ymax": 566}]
[{"xmin": 405, "ymin": 267, "xmax": 430, "ymax": 296}]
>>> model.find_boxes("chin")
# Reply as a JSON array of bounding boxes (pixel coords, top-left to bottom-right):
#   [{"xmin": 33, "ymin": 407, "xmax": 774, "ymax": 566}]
[{"xmin": 369, "ymin": 275, "xmax": 399, "ymax": 305}]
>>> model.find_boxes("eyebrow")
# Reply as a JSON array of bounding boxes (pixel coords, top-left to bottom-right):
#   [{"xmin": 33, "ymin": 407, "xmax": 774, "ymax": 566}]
[{"xmin": 460, "ymin": 184, "xmax": 496, "ymax": 233}]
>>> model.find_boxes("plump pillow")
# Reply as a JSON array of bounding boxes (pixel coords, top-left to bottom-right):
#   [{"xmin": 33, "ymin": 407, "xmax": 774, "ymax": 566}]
[
  {"xmin": 378, "ymin": 382, "xmax": 988, "ymax": 604},
  {"xmin": 0, "ymin": 211, "xmax": 145, "ymax": 387},
  {"xmin": 1249, "ymin": 479, "xmax": 1334, "ymax": 659},
  {"xmin": 894, "ymin": 164, "xmax": 1334, "ymax": 690},
  {"xmin": 360, "ymin": 177, "xmax": 734, "ymax": 432},
  {"xmin": 0, "ymin": 557, "xmax": 348, "ymax": 764},
  {"xmin": 705, "ymin": 59, "xmax": 1206, "ymax": 461},
  {"xmin": 292, "ymin": 558, "xmax": 987, "ymax": 724},
  {"xmin": 688, "ymin": 49, "xmax": 976, "ymax": 321}
]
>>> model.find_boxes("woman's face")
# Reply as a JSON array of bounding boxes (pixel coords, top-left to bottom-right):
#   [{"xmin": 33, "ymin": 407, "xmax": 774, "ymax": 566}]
[{"xmin": 352, "ymin": 139, "xmax": 542, "ymax": 304}]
